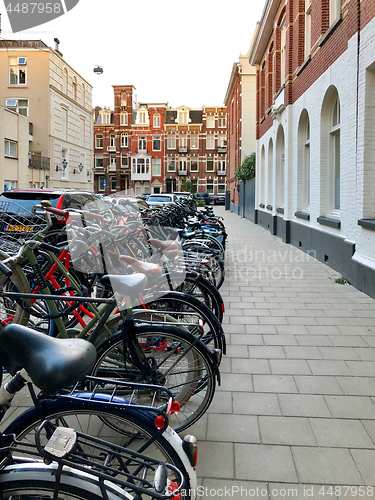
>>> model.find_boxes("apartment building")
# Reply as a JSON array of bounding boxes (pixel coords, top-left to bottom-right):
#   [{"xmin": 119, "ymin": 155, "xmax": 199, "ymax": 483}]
[
  {"xmin": 250, "ymin": 0, "xmax": 375, "ymax": 297},
  {"xmin": 224, "ymin": 43, "xmax": 257, "ymax": 211},
  {"xmin": 94, "ymin": 88, "xmax": 227, "ymax": 197},
  {"xmin": 0, "ymin": 39, "xmax": 93, "ymax": 190},
  {"xmin": 164, "ymin": 106, "xmax": 227, "ymax": 197}
]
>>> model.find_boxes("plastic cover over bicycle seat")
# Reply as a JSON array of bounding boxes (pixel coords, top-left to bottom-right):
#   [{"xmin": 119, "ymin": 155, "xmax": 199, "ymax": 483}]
[{"xmin": 0, "ymin": 324, "xmax": 97, "ymax": 392}]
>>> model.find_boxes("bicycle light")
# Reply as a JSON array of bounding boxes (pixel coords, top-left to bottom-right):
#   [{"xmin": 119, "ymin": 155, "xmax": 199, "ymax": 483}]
[
  {"xmin": 182, "ymin": 435, "xmax": 198, "ymax": 468},
  {"xmin": 154, "ymin": 415, "xmax": 166, "ymax": 429}
]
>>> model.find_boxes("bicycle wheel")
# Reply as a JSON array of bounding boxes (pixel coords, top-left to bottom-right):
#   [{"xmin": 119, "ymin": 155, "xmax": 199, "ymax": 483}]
[
  {"xmin": 92, "ymin": 325, "xmax": 217, "ymax": 432},
  {"xmin": 7, "ymin": 402, "xmax": 190, "ymax": 498},
  {"xmin": 0, "ymin": 464, "xmax": 133, "ymax": 500}
]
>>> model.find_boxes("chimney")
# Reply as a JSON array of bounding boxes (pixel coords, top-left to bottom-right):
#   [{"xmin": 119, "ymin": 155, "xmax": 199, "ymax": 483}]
[{"xmin": 54, "ymin": 38, "xmax": 62, "ymax": 56}]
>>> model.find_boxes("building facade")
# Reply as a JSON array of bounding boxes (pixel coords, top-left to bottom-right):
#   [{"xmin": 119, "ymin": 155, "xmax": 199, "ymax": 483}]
[
  {"xmin": 250, "ymin": 0, "xmax": 375, "ymax": 297},
  {"xmin": 224, "ymin": 43, "xmax": 257, "ymax": 211},
  {"xmin": 94, "ymin": 89, "xmax": 227, "ymax": 198},
  {"xmin": 0, "ymin": 39, "xmax": 93, "ymax": 190}
]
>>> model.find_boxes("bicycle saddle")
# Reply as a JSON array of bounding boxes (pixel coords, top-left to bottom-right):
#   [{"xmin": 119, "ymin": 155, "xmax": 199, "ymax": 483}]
[
  {"xmin": 99, "ymin": 273, "xmax": 148, "ymax": 297},
  {"xmin": 149, "ymin": 238, "xmax": 179, "ymax": 251},
  {"xmin": 0, "ymin": 324, "xmax": 97, "ymax": 393},
  {"xmin": 119, "ymin": 255, "xmax": 162, "ymax": 276}
]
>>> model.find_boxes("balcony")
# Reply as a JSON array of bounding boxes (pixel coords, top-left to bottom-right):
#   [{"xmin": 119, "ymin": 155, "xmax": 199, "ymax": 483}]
[
  {"xmin": 29, "ymin": 123, "xmax": 33, "ymax": 141},
  {"xmin": 178, "ymin": 169, "xmax": 188, "ymax": 176},
  {"xmin": 28, "ymin": 153, "xmax": 50, "ymax": 170},
  {"xmin": 108, "ymin": 163, "xmax": 117, "ymax": 172},
  {"xmin": 107, "ymin": 146, "xmax": 116, "ymax": 152},
  {"xmin": 131, "ymin": 170, "xmax": 151, "ymax": 181},
  {"xmin": 217, "ymin": 146, "xmax": 227, "ymax": 153},
  {"xmin": 178, "ymin": 146, "xmax": 188, "ymax": 153},
  {"xmin": 216, "ymin": 169, "xmax": 226, "ymax": 176}
]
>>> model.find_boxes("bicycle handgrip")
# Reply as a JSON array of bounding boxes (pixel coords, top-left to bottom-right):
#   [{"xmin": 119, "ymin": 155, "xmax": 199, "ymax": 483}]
[
  {"xmin": 81, "ymin": 211, "xmax": 110, "ymax": 224},
  {"xmin": 0, "ymin": 261, "xmax": 12, "ymax": 278},
  {"xmin": 44, "ymin": 206, "xmax": 69, "ymax": 218}
]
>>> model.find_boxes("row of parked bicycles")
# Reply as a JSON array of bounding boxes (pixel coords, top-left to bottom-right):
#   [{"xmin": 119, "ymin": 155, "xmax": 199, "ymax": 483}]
[{"xmin": 0, "ymin": 194, "xmax": 227, "ymax": 500}]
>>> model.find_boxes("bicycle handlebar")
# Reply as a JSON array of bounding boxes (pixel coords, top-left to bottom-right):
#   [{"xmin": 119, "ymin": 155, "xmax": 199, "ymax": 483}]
[{"xmin": 44, "ymin": 206, "xmax": 70, "ymax": 218}]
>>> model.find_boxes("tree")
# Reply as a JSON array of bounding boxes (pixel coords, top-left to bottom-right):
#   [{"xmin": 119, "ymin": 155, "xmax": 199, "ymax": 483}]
[
  {"xmin": 180, "ymin": 180, "xmax": 194, "ymax": 193},
  {"xmin": 235, "ymin": 153, "xmax": 256, "ymax": 181}
]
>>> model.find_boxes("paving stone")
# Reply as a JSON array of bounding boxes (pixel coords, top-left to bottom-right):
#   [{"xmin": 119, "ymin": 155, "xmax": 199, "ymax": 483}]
[
  {"xmin": 245, "ymin": 325, "xmax": 278, "ymax": 334},
  {"xmin": 346, "ymin": 361, "xmax": 375, "ymax": 376},
  {"xmin": 284, "ymin": 346, "xmax": 323, "ymax": 359},
  {"xmin": 225, "ymin": 345, "xmax": 251, "ymax": 358},
  {"xmin": 201, "ymin": 479, "xmax": 269, "ymax": 500},
  {"xmin": 276, "ymin": 325, "xmax": 310, "ymax": 335},
  {"xmin": 318, "ymin": 347, "xmax": 361, "ymax": 360},
  {"xmin": 181, "ymin": 414, "xmax": 208, "ymax": 441},
  {"xmin": 338, "ymin": 326, "xmax": 374, "ymax": 335},
  {"xmin": 233, "ymin": 392, "xmax": 281, "ymax": 416},
  {"xmin": 230, "ymin": 316, "xmax": 259, "ymax": 325},
  {"xmin": 229, "ymin": 334, "xmax": 263, "ymax": 345},
  {"xmin": 361, "ymin": 336, "xmax": 375, "ymax": 347},
  {"xmin": 278, "ymin": 394, "xmax": 332, "ymax": 417},
  {"xmin": 270, "ymin": 359, "xmax": 312, "ymax": 375},
  {"xmin": 354, "ymin": 348, "xmax": 375, "ymax": 361},
  {"xmin": 307, "ymin": 360, "xmax": 353, "ymax": 376},
  {"xmin": 249, "ymin": 346, "xmax": 286, "ymax": 358},
  {"xmin": 324, "ymin": 395, "xmax": 375, "ymax": 419},
  {"xmin": 360, "ymin": 420, "xmax": 375, "ymax": 445},
  {"xmin": 309, "ymin": 418, "xmax": 374, "ymax": 448},
  {"xmin": 253, "ymin": 375, "xmax": 298, "ymax": 393},
  {"xmin": 306, "ymin": 326, "xmax": 342, "ymax": 335},
  {"xmin": 208, "ymin": 391, "xmax": 233, "ymax": 413},
  {"xmin": 292, "ymin": 447, "xmax": 363, "ymax": 485},
  {"xmin": 235, "ymin": 444, "xmax": 298, "ymax": 482},
  {"xmin": 217, "ymin": 373, "xmax": 253, "ymax": 392},
  {"xmin": 330, "ymin": 336, "xmax": 369, "ymax": 347},
  {"xmin": 264, "ymin": 335, "xmax": 298, "ymax": 345},
  {"xmin": 350, "ymin": 449, "xmax": 375, "ymax": 485},
  {"xmin": 232, "ymin": 358, "xmax": 271, "ymax": 374},
  {"xmin": 294, "ymin": 375, "xmax": 344, "ymax": 395},
  {"xmin": 207, "ymin": 414, "xmax": 260, "ymax": 443},
  {"xmin": 196, "ymin": 441, "xmax": 234, "ymax": 479},
  {"xmin": 336, "ymin": 377, "xmax": 375, "ymax": 396},
  {"xmin": 259, "ymin": 416, "xmax": 316, "ymax": 445},
  {"xmin": 287, "ymin": 317, "xmax": 319, "ymax": 325},
  {"xmin": 223, "ymin": 324, "xmax": 246, "ymax": 334},
  {"xmin": 296, "ymin": 335, "xmax": 333, "ymax": 346}
]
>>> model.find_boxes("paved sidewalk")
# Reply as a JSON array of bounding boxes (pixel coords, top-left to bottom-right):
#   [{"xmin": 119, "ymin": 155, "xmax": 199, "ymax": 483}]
[{"xmin": 187, "ymin": 207, "xmax": 375, "ymax": 499}]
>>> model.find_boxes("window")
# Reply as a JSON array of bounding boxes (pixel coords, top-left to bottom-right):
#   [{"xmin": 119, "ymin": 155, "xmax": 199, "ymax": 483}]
[
  {"xmin": 120, "ymin": 113, "xmax": 128, "ymax": 126},
  {"xmin": 138, "ymin": 136, "xmax": 146, "ymax": 151},
  {"xmin": 61, "ymin": 149, "xmax": 68, "ymax": 180},
  {"xmin": 167, "ymin": 135, "xmax": 176, "ymax": 149},
  {"xmin": 206, "ymin": 179, "xmax": 214, "ymax": 194},
  {"xmin": 191, "ymin": 180, "xmax": 198, "ymax": 194},
  {"xmin": 4, "ymin": 139, "xmax": 17, "ymax": 158},
  {"xmin": 178, "ymin": 109, "xmax": 189, "ymax": 124},
  {"xmin": 98, "ymin": 176, "xmax": 105, "ymax": 191},
  {"xmin": 132, "ymin": 157, "xmax": 150, "ymax": 174},
  {"xmin": 206, "ymin": 135, "xmax": 215, "ymax": 149},
  {"xmin": 305, "ymin": 0, "xmax": 312, "ymax": 59},
  {"xmin": 153, "ymin": 113, "xmax": 161, "ymax": 128},
  {"xmin": 134, "ymin": 182, "xmax": 142, "ymax": 196},
  {"xmin": 298, "ymin": 110, "xmax": 311, "ymax": 211},
  {"xmin": 331, "ymin": 95, "xmax": 340, "ymax": 211},
  {"xmin": 218, "ymin": 115, "xmax": 226, "ymax": 128},
  {"xmin": 111, "ymin": 177, "xmax": 117, "ymax": 191},
  {"xmin": 110, "ymin": 154, "xmax": 116, "ymax": 167},
  {"xmin": 153, "ymin": 186, "xmax": 161, "ymax": 194},
  {"xmin": 9, "ymin": 57, "xmax": 26, "ymax": 85},
  {"xmin": 218, "ymin": 179, "xmax": 226, "ymax": 194},
  {"xmin": 63, "ymin": 68, "xmax": 68, "ymax": 94},
  {"xmin": 190, "ymin": 159, "xmax": 198, "ymax": 172},
  {"xmin": 95, "ymin": 154, "xmax": 103, "ymax": 168},
  {"xmin": 330, "ymin": 0, "xmax": 341, "ymax": 25},
  {"xmin": 95, "ymin": 134, "xmax": 103, "ymax": 148},
  {"xmin": 190, "ymin": 135, "xmax": 199, "ymax": 149},
  {"xmin": 121, "ymin": 154, "xmax": 128, "ymax": 167},
  {"xmin": 72, "ymin": 78, "xmax": 77, "ymax": 101},
  {"xmin": 206, "ymin": 116, "xmax": 215, "ymax": 128},
  {"xmin": 280, "ymin": 14, "xmax": 287, "ymax": 86},
  {"xmin": 218, "ymin": 136, "xmax": 226, "ymax": 148},
  {"xmin": 167, "ymin": 157, "xmax": 175, "ymax": 172},
  {"xmin": 179, "ymin": 135, "xmax": 187, "ymax": 147},
  {"xmin": 110, "ymin": 134, "xmax": 116, "ymax": 148},
  {"xmin": 152, "ymin": 158, "xmax": 161, "ymax": 176},
  {"xmin": 144, "ymin": 182, "xmax": 150, "ymax": 194},
  {"xmin": 276, "ymin": 125, "xmax": 285, "ymax": 208},
  {"xmin": 82, "ymin": 84, "xmax": 85, "ymax": 107},
  {"xmin": 121, "ymin": 133, "xmax": 128, "ymax": 148},
  {"xmin": 61, "ymin": 107, "xmax": 68, "ymax": 139},
  {"xmin": 218, "ymin": 159, "xmax": 226, "ymax": 171},
  {"xmin": 138, "ymin": 110, "xmax": 147, "ymax": 124},
  {"xmin": 206, "ymin": 158, "xmax": 214, "ymax": 172},
  {"xmin": 153, "ymin": 135, "xmax": 161, "ymax": 151},
  {"xmin": 102, "ymin": 113, "xmax": 111, "ymax": 125},
  {"xmin": 6, "ymin": 98, "xmax": 28, "ymax": 116},
  {"xmin": 179, "ymin": 159, "xmax": 187, "ymax": 172}
]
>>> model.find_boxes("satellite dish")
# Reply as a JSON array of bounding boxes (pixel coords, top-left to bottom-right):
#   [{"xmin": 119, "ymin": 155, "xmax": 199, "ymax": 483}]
[{"xmin": 93, "ymin": 66, "xmax": 103, "ymax": 75}]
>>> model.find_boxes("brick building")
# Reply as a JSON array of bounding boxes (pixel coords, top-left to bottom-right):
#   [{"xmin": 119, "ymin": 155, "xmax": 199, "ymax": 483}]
[
  {"xmin": 224, "ymin": 40, "xmax": 257, "ymax": 212},
  {"xmin": 94, "ymin": 90, "xmax": 227, "ymax": 198},
  {"xmin": 250, "ymin": 0, "xmax": 375, "ymax": 297}
]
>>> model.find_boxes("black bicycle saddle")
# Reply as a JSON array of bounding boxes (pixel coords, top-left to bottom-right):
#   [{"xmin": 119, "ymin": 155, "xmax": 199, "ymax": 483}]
[{"xmin": 0, "ymin": 324, "xmax": 97, "ymax": 393}]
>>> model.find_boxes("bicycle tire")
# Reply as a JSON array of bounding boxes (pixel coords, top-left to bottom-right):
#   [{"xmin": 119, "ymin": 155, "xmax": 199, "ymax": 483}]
[
  {"xmin": 6, "ymin": 401, "xmax": 191, "ymax": 498},
  {"xmin": 92, "ymin": 324, "xmax": 217, "ymax": 432},
  {"xmin": 0, "ymin": 463, "xmax": 133, "ymax": 500}
]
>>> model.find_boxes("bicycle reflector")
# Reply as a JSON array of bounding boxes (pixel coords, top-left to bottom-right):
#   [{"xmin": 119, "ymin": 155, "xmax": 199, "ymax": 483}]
[
  {"xmin": 167, "ymin": 397, "xmax": 181, "ymax": 418},
  {"xmin": 182, "ymin": 435, "xmax": 198, "ymax": 468},
  {"xmin": 154, "ymin": 415, "xmax": 166, "ymax": 429}
]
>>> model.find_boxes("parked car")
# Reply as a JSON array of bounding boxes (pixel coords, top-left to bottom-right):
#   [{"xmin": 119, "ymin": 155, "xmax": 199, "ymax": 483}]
[
  {"xmin": 194, "ymin": 192, "xmax": 212, "ymax": 205},
  {"xmin": 138, "ymin": 193, "xmax": 150, "ymax": 201},
  {"xmin": 0, "ymin": 188, "xmax": 106, "ymax": 234},
  {"xmin": 146, "ymin": 194, "xmax": 177, "ymax": 208},
  {"xmin": 214, "ymin": 194, "xmax": 225, "ymax": 205},
  {"xmin": 173, "ymin": 192, "xmax": 192, "ymax": 201}
]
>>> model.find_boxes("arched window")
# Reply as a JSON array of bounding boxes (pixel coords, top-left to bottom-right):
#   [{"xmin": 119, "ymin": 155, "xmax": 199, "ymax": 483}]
[
  {"xmin": 297, "ymin": 109, "xmax": 311, "ymax": 211},
  {"xmin": 63, "ymin": 68, "xmax": 68, "ymax": 94},
  {"xmin": 153, "ymin": 113, "xmax": 161, "ymax": 128},
  {"xmin": 81, "ymin": 83, "xmax": 85, "ymax": 107},
  {"xmin": 268, "ymin": 138, "xmax": 273, "ymax": 206},
  {"xmin": 260, "ymin": 146, "xmax": 266, "ymax": 205},
  {"xmin": 331, "ymin": 95, "xmax": 340, "ymax": 210},
  {"xmin": 72, "ymin": 77, "xmax": 77, "ymax": 101},
  {"xmin": 279, "ymin": 12, "xmax": 287, "ymax": 87},
  {"xmin": 276, "ymin": 125, "xmax": 285, "ymax": 209}
]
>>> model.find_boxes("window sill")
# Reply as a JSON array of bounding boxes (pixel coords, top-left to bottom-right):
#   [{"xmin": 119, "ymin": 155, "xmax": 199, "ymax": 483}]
[
  {"xmin": 276, "ymin": 207, "xmax": 284, "ymax": 214},
  {"xmin": 296, "ymin": 55, "xmax": 311, "ymax": 77},
  {"xmin": 4, "ymin": 155, "xmax": 18, "ymax": 160},
  {"xmin": 260, "ymin": 116, "xmax": 265, "ymax": 124},
  {"xmin": 358, "ymin": 219, "xmax": 375, "ymax": 231},
  {"xmin": 295, "ymin": 211, "xmax": 310, "ymax": 221},
  {"xmin": 317, "ymin": 216, "xmax": 341, "ymax": 229},
  {"xmin": 266, "ymin": 205, "xmax": 273, "ymax": 211},
  {"xmin": 318, "ymin": 16, "xmax": 342, "ymax": 48},
  {"xmin": 8, "ymin": 85, "xmax": 28, "ymax": 88}
]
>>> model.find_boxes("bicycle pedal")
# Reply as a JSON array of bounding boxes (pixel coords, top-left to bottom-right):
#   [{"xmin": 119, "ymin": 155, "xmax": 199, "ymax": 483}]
[{"xmin": 44, "ymin": 427, "xmax": 77, "ymax": 459}]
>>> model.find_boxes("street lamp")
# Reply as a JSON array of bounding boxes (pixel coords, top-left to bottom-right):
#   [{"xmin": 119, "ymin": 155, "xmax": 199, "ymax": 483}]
[
  {"xmin": 56, "ymin": 158, "xmax": 68, "ymax": 174},
  {"xmin": 73, "ymin": 162, "xmax": 84, "ymax": 175}
]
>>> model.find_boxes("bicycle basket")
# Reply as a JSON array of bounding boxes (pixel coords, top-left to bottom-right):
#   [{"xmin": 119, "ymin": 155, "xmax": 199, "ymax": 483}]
[{"xmin": 0, "ymin": 201, "xmax": 47, "ymax": 245}]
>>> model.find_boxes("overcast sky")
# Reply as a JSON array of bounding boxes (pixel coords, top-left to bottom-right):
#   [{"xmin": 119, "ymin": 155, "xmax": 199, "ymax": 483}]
[{"xmin": 1, "ymin": 0, "xmax": 264, "ymax": 109}]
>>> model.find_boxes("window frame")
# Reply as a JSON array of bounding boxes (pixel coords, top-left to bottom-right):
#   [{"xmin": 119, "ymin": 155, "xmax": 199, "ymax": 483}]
[
  {"xmin": 167, "ymin": 135, "xmax": 176, "ymax": 150},
  {"xmin": 152, "ymin": 158, "xmax": 161, "ymax": 177},
  {"xmin": 167, "ymin": 157, "xmax": 176, "ymax": 172},
  {"xmin": 120, "ymin": 113, "xmax": 128, "ymax": 126},
  {"xmin": 190, "ymin": 158, "xmax": 198, "ymax": 172},
  {"xmin": 4, "ymin": 139, "xmax": 17, "ymax": 159},
  {"xmin": 190, "ymin": 135, "xmax": 199, "ymax": 149},
  {"xmin": 206, "ymin": 135, "xmax": 215, "ymax": 150},
  {"xmin": 153, "ymin": 113, "xmax": 161, "ymax": 128},
  {"xmin": 9, "ymin": 56, "xmax": 27, "ymax": 86},
  {"xmin": 206, "ymin": 158, "xmax": 214, "ymax": 172},
  {"xmin": 153, "ymin": 135, "xmax": 161, "ymax": 151},
  {"xmin": 6, "ymin": 98, "xmax": 29, "ymax": 117},
  {"xmin": 121, "ymin": 133, "xmax": 128, "ymax": 148},
  {"xmin": 206, "ymin": 116, "xmax": 215, "ymax": 128},
  {"xmin": 95, "ymin": 134, "xmax": 104, "ymax": 149}
]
